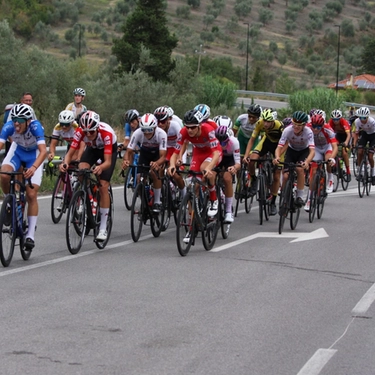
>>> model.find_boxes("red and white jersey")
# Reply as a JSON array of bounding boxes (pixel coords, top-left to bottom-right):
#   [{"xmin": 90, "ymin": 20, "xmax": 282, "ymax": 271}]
[
  {"xmin": 354, "ymin": 116, "xmax": 375, "ymax": 135},
  {"xmin": 221, "ymin": 136, "xmax": 241, "ymax": 165},
  {"xmin": 166, "ymin": 121, "xmax": 182, "ymax": 149},
  {"xmin": 174, "ymin": 123, "xmax": 221, "ymax": 155},
  {"xmin": 328, "ymin": 118, "xmax": 350, "ymax": 135},
  {"xmin": 307, "ymin": 123, "xmax": 337, "ymax": 149},
  {"xmin": 129, "ymin": 127, "xmax": 167, "ymax": 152},
  {"xmin": 278, "ymin": 126, "xmax": 315, "ymax": 151},
  {"xmin": 71, "ymin": 122, "xmax": 117, "ymax": 155}
]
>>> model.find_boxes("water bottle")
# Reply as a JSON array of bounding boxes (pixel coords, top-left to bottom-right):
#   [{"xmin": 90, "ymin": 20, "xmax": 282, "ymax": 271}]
[
  {"xmin": 89, "ymin": 189, "xmax": 98, "ymax": 216},
  {"xmin": 169, "ymin": 181, "xmax": 176, "ymax": 200}
]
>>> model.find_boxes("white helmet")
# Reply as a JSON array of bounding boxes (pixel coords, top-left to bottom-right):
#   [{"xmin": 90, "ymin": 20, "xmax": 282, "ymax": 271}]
[
  {"xmin": 139, "ymin": 113, "xmax": 158, "ymax": 131},
  {"xmin": 331, "ymin": 109, "xmax": 342, "ymax": 119},
  {"xmin": 314, "ymin": 109, "xmax": 326, "ymax": 120},
  {"xmin": 59, "ymin": 110, "xmax": 75, "ymax": 124},
  {"xmin": 73, "ymin": 87, "xmax": 86, "ymax": 96},
  {"xmin": 213, "ymin": 115, "xmax": 233, "ymax": 129},
  {"xmin": 356, "ymin": 107, "xmax": 370, "ymax": 118},
  {"xmin": 10, "ymin": 104, "xmax": 33, "ymax": 120}
]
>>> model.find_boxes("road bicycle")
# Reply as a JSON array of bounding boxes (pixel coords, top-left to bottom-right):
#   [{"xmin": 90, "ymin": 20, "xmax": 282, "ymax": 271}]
[
  {"xmin": 176, "ymin": 170, "xmax": 219, "ymax": 256},
  {"xmin": 234, "ymin": 163, "xmax": 253, "ymax": 217},
  {"xmin": 123, "ymin": 151, "xmax": 139, "ymax": 210},
  {"xmin": 65, "ymin": 168, "xmax": 113, "ymax": 254},
  {"xmin": 51, "ymin": 161, "xmax": 79, "ymax": 223},
  {"xmin": 357, "ymin": 145, "xmax": 373, "ymax": 198},
  {"xmin": 250, "ymin": 156, "xmax": 273, "ymax": 225},
  {"xmin": 307, "ymin": 160, "xmax": 328, "ymax": 223},
  {"xmin": 129, "ymin": 165, "xmax": 165, "ymax": 242},
  {"xmin": 0, "ymin": 170, "xmax": 33, "ymax": 267},
  {"xmin": 332, "ymin": 144, "xmax": 350, "ymax": 192},
  {"xmin": 278, "ymin": 162, "xmax": 302, "ymax": 235}
]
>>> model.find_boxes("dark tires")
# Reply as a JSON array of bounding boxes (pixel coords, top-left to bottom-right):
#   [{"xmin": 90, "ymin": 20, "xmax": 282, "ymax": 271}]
[
  {"xmin": 66, "ymin": 190, "xmax": 86, "ymax": 254},
  {"xmin": 0, "ymin": 195, "xmax": 16, "ymax": 267}
]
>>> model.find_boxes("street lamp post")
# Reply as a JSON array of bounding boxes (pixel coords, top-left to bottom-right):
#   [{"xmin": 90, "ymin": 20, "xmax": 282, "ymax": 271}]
[
  {"xmin": 334, "ymin": 24, "xmax": 341, "ymax": 96},
  {"xmin": 195, "ymin": 44, "xmax": 206, "ymax": 74},
  {"xmin": 243, "ymin": 22, "xmax": 250, "ymax": 91}
]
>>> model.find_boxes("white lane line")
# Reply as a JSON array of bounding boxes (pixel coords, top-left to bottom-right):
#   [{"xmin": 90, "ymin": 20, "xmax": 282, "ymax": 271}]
[
  {"xmin": 0, "ymin": 234, "xmax": 153, "ymax": 277},
  {"xmin": 297, "ymin": 348, "xmax": 337, "ymax": 375},
  {"xmin": 352, "ymin": 283, "xmax": 375, "ymax": 316}
]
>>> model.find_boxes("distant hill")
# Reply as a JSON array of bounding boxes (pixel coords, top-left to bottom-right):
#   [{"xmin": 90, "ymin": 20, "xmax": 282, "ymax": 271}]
[{"xmin": 4, "ymin": 0, "xmax": 375, "ymax": 90}]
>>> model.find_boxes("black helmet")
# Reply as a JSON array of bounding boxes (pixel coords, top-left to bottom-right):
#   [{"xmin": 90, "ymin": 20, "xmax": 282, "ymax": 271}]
[
  {"xmin": 125, "ymin": 109, "xmax": 139, "ymax": 123},
  {"xmin": 184, "ymin": 109, "xmax": 202, "ymax": 125},
  {"xmin": 247, "ymin": 104, "xmax": 262, "ymax": 117},
  {"xmin": 292, "ymin": 111, "xmax": 308, "ymax": 124}
]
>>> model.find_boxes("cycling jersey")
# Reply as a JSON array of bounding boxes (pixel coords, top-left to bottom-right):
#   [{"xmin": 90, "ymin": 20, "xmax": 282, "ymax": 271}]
[
  {"xmin": 0, "ymin": 120, "xmax": 45, "ymax": 151},
  {"xmin": 251, "ymin": 119, "xmax": 283, "ymax": 143},
  {"xmin": 234, "ymin": 113, "xmax": 256, "ymax": 138},
  {"xmin": 278, "ymin": 126, "xmax": 315, "ymax": 151},
  {"xmin": 220, "ymin": 136, "xmax": 241, "ymax": 166},
  {"xmin": 308, "ymin": 124, "xmax": 337, "ymax": 148},
  {"xmin": 328, "ymin": 118, "xmax": 350, "ymax": 135},
  {"xmin": 128, "ymin": 127, "xmax": 167, "ymax": 153},
  {"xmin": 65, "ymin": 102, "xmax": 87, "ymax": 121},
  {"xmin": 51, "ymin": 122, "xmax": 79, "ymax": 144},
  {"xmin": 354, "ymin": 116, "xmax": 375, "ymax": 135},
  {"xmin": 70, "ymin": 122, "xmax": 117, "ymax": 154}
]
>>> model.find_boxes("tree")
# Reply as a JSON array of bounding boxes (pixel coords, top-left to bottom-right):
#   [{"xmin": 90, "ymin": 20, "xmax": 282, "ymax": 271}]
[
  {"xmin": 361, "ymin": 39, "xmax": 375, "ymax": 74},
  {"xmin": 112, "ymin": 0, "xmax": 178, "ymax": 81}
]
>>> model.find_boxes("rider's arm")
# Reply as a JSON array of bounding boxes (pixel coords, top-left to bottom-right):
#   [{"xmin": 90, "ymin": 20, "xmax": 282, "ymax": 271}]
[{"xmin": 48, "ymin": 138, "xmax": 58, "ymax": 160}]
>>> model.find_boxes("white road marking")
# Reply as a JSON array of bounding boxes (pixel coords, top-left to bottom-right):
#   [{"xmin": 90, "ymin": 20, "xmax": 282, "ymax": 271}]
[
  {"xmin": 352, "ymin": 283, "xmax": 375, "ymax": 316},
  {"xmin": 297, "ymin": 349, "xmax": 337, "ymax": 375}
]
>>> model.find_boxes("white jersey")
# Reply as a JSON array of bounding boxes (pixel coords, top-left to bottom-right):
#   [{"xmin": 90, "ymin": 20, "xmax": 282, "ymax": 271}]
[
  {"xmin": 129, "ymin": 127, "xmax": 167, "ymax": 152},
  {"xmin": 222, "ymin": 136, "xmax": 241, "ymax": 165},
  {"xmin": 166, "ymin": 121, "xmax": 182, "ymax": 149},
  {"xmin": 171, "ymin": 115, "xmax": 183, "ymax": 128},
  {"xmin": 234, "ymin": 113, "xmax": 256, "ymax": 138},
  {"xmin": 278, "ymin": 126, "xmax": 315, "ymax": 151},
  {"xmin": 354, "ymin": 116, "xmax": 375, "ymax": 135}
]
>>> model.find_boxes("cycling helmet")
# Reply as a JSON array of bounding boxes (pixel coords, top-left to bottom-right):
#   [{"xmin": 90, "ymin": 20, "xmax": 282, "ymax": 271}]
[
  {"xmin": 153, "ymin": 106, "xmax": 169, "ymax": 122},
  {"xmin": 125, "ymin": 109, "xmax": 139, "ymax": 123},
  {"xmin": 247, "ymin": 104, "xmax": 262, "ymax": 117},
  {"xmin": 356, "ymin": 106, "xmax": 370, "ymax": 118},
  {"xmin": 139, "ymin": 113, "xmax": 158, "ymax": 130},
  {"xmin": 214, "ymin": 115, "xmax": 233, "ymax": 129},
  {"xmin": 215, "ymin": 125, "xmax": 229, "ymax": 142},
  {"xmin": 272, "ymin": 110, "xmax": 278, "ymax": 120},
  {"xmin": 165, "ymin": 106, "xmax": 174, "ymax": 118},
  {"xmin": 73, "ymin": 87, "xmax": 86, "ymax": 96},
  {"xmin": 292, "ymin": 111, "xmax": 308, "ymax": 124},
  {"xmin": 282, "ymin": 117, "xmax": 292, "ymax": 127},
  {"xmin": 314, "ymin": 109, "xmax": 326, "ymax": 120},
  {"xmin": 184, "ymin": 109, "xmax": 203, "ymax": 125},
  {"xmin": 194, "ymin": 104, "xmax": 210, "ymax": 121},
  {"xmin": 309, "ymin": 108, "xmax": 317, "ymax": 117},
  {"xmin": 331, "ymin": 109, "xmax": 342, "ymax": 119},
  {"xmin": 10, "ymin": 103, "xmax": 33, "ymax": 120},
  {"xmin": 311, "ymin": 114, "xmax": 325, "ymax": 127},
  {"xmin": 80, "ymin": 110, "xmax": 100, "ymax": 131},
  {"xmin": 59, "ymin": 110, "xmax": 75, "ymax": 124},
  {"xmin": 261, "ymin": 109, "xmax": 274, "ymax": 122}
]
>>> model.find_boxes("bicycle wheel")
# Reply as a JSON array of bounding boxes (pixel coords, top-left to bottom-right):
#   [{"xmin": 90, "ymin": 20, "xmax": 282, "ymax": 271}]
[
  {"xmin": 365, "ymin": 161, "xmax": 372, "ymax": 196},
  {"xmin": 150, "ymin": 197, "xmax": 164, "ymax": 238},
  {"xmin": 124, "ymin": 167, "xmax": 136, "ymax": 211},
  {"xmin": 290, "ymin": 205, "xmax": 300, "ymax": 230},
  {"xmin": 51, "ymin": 174, "xmax": 65, "ymax": 223},
  {"xmin": 278, "ymin": 181, "xmax": 290, "ymax": 235},
  {"xmin": 317, "ymin": 173, "xmax": 327, "ymax": 219},
  {"xmin": 234, "ymin": 172, "xmax": 243, "ymax": 217},
  {"xmin": 358, "ymin": 160, "xmax": 366, "ymax": 198},
  {"xmin": 130, "ymin": 183, "xmax": 144, "ymax": 242},
  {"xmin": 258, "ymin": 174, "xmax": 265, "ymax": 225},
  {"xmin": 217, "ymin": 184, "xmax": 230, "ymax": 239},
  {"xmin": 352, "ymin": 150, "xmax": 358, "ymax": 177},
  {"xmin": 309, "ymin": 175, "xmax": 319, "ymax": 223},
  {"xmin": 176, "ymin": 193, "xmax": 194, "ymax": 256},
  {"xmin": 341, "ymin": 168, "xmax": 349, "ymax": 191},
  {"xmin": 244, "ymin": 171, "xmax": 252, "ymax": 214},
  {"xmin": 20, "ymin": 201, "xmax": 31, "ymax": 261},
  {"xmin": 332, "ymin": 164, "xmax": 339, "ymax": 192},
  {"xmin": 66, "ymin": 190, "xmax": 86, "ymax": 254},
  {"xmin": 201, "ymin": 192, "xmax": 219, "ymax": 251},
  {"xmin": 95, "ymin": 187, "xmax": 114, "ymax": 249},
  {"xmin": 161, "ymin": 181, "xmax": 171, "ymax": 232},
  {"xmin": 0, "ymin": 195, "xmax": 16, "ymax": 267},
  {"xmin": 245, "ymin": 194, "xmax": 254, "ymax": 214}
]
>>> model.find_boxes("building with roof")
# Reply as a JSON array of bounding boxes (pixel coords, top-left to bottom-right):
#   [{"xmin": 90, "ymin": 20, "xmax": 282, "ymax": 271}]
[{"xmin": 328, "ymin": 74, "xmax": 375, "ymax": 90}]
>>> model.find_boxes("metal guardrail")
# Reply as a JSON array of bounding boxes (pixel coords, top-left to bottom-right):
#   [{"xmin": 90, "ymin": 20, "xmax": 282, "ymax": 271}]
[{"xmin": 235, "ymin": 90, "xmax": 375, "ymax": 111}]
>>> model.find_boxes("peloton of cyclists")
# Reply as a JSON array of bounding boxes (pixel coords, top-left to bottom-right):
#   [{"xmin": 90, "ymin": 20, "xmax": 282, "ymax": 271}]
[{"xmin": 60, "ymin": 110, "xmax": 118, "ymax": 242}]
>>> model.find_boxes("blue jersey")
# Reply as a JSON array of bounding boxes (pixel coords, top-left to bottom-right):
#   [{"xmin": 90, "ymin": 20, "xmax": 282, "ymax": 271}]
[
  {"xmin": 0, "ymin": 120, "xmax": 45, "ymax": 151},
  {"xmin": 124, "ymin": 122, "xmax": 132, "ymax": 138}
]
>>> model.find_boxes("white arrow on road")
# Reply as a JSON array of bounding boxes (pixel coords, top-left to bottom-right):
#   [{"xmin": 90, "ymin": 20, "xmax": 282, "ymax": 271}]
[{"xmin": 210, "ymin": 228, "xmax": 329, "ymax": 252}]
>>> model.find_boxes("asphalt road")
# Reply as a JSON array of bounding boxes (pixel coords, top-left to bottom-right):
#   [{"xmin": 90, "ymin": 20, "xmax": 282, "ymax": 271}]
[{"xmin": 1, "ymin": 182, "xmax": 375, "ymax": 375}]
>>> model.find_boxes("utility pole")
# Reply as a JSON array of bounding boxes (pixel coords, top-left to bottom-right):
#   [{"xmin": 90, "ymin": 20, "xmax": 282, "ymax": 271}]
[
  {"xmin": 334, "ymin": 24, "xmax": 341, "ymax": 96},
  {"xmin": 195, "ymin": 44, "xmax": 206, "ymax": 74},
  {"xmin": 243, "ymin": 22, "xmax": 250, "ymax": 91}
]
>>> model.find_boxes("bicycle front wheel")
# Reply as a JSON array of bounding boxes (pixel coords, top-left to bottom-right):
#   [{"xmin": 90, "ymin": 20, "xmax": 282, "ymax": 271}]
[
  {"xmin": 161, "ymin": 181, "xmax": 171, "ymax": 232},
  {"xmin": 358, "ymin": 160, "xmax": 366, "ymax": 198},
  {"xmin": 0, "ymin": 195, "xmax": 16, "ymax": 267},
  {"xmin": 202, "ymin": 193, "xmax": 219, "ymax": 251},
  {"xmin": 20, "ymin": 201, "xmax": 31, "ymax": 261},
  {"xmin": 130, "ymin": 183, "xmax": 144, "ymax": 242},
  {"xmin": 51, "ymin": 174, "xmax": 65, "ymax": 223},
  {"xmin": 278, "ymin": 181, "xmax": 291, "ymax": 235},
  {"xmin": 66, "ymin": 190, "xmax": 87, "ymax": 254},
  {"xmin": 234, "ymin": 172, "xmax": 243, "ymax": 217},
  {"xmin": 365, "ymin": 162, "xmax": 372, "ymax": 196},
  {"xmin": 309, "ymin": 176, "xmax": 319, "ymax": 223},
  {"xmin": 341, "ymin": 168, "xmax": 349, "ymax": 191},
  {"xmin": 317, "ymin": 173, "xmax": 327, "ymax": 219},
  {"xmin": 176, "ymin": 193, "xmax": 194, "ymax": 256},
  {"xmin": 124, "ymin": 167, "xmax": 136, "ymax": 210}
]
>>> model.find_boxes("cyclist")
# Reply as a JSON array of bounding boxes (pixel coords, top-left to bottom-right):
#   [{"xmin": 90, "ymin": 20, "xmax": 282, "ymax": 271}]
[
  {"xmin": 304, "ymin": 114, "xmax": 338, "ymax": 211},
  {"xmin": 273, "ymin": 111, "xmax": 315, "ymax": 208},
  {"xmin": 154, "ymin": 106, "xmax": 186, "ymax": 198},
  {"xmin": 352, "ymin": 106, "xmax": 375, "ymax": 185},
  {"xmin": 48, "ymin": 110, "xmax": 80, "ymax": 162},
  {"xmin": 65, "ymin": 88, "xmax": 87, "ymax": 121},
  {"xmin": 168, "ymin": 109, "xmax": 222, "ymax": 217},
  {"xmin": 233, "ymin": 104, "xmax": 262, "ymax": 158},
  {"xmin": 328, "ymin": 109, "xmax": 351, "ymax": 180},
  {"xmin": 0, "ymin": 104, "xmax": 47, "ymax": 250},
  {"xmin": 122, "ymin": 113, "xmax": 167, "ymax": 213},
  {"xmin": 119, "ymin": 109, "xmax": 140, "ymax": 152},
  {"xmin": 60, "ymin": 110, "xmax": 117, "ymax": 242},
  {"xmin": 215, "ymin": 125, "xmax": 241, "ymax": 223},
  {"xmin": 244, "ymin": 108, "xmax": 284, "ymax": 215}
]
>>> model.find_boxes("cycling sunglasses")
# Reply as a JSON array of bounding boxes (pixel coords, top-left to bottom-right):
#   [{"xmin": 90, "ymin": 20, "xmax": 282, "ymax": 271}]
[
  {"xmin": 141, "ymin": 128, "xmax": 154, "ymax": 134},
  {"xmin": 12, "ymin": 117, "xmax": 27, "ymax": 124}
]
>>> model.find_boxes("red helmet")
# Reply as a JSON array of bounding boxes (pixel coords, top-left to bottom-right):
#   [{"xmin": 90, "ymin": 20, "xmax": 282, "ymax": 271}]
[{"xmin": 311, "ymin": 114, "xmax": 324, "ymax": 127}]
